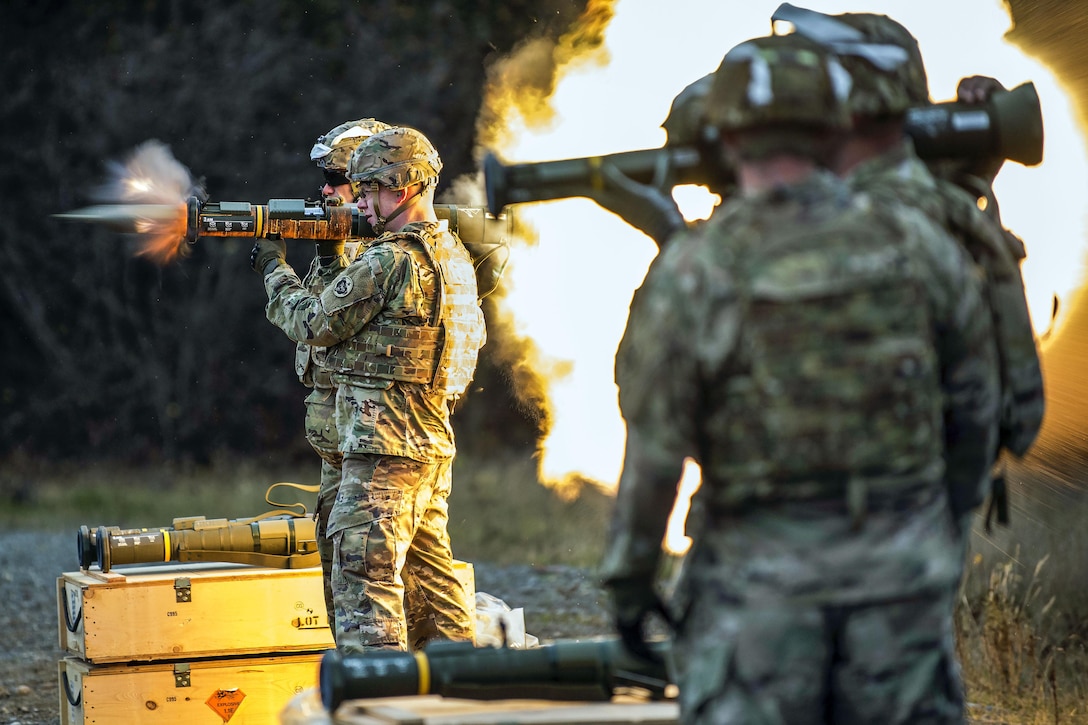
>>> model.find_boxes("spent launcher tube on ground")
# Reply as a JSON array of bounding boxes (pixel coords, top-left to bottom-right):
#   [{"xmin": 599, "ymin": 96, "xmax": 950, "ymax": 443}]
[
  {"xmin": 320, "ymin": 637, "xmax": 673, "ymax": 712},
  {"xmin": 77, "ymin": 514, "xmax": 319, "ymax": 573}
]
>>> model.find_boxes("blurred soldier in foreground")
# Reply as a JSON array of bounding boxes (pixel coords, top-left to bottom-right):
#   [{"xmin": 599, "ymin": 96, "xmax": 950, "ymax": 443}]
[
  {"xmin": 775, "ymin": 3, "xmax": 1043, "ymax": 528},
  {"xmin": 252, "ymin": 126, "xmax": 485, "ymax": 653},
  {"xmin": 601, "ymin": 33, "xmax": 998, "ymax": 725},
  {"xmin": 294, "ymin": 118, "xmax": 390, "ymax": 633}
]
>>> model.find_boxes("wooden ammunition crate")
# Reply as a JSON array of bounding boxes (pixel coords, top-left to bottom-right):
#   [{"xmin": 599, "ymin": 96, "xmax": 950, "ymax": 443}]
[
  {"xmin": 58, "ymin": 560, "xmax": 477, "ymax": 663},
  {"xmin": 59, "ymin": 653, "xmax": 322, "ymax": 725},
  {"xmin": 332, "ymin": 695, "xmax": 680, "ymax": 724},
  {"xmin": 57, "ymin": 563, "xmax": 334, "ymax": 663}
]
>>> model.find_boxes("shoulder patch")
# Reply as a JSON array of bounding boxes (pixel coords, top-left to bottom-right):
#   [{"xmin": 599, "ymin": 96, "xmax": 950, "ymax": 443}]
[{"xmin": 332, "ymin": 276, "xmax": 354, "ymax": 297}]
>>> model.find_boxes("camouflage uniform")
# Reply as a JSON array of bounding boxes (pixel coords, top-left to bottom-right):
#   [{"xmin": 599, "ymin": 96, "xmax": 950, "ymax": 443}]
[
  {"xmin": 848, "ymin": 141, "xmax": 1044, "ymax": 497},
  {"xmin": 297, "ymin": 253, "xmax": 348, "ymax": 630},
  {"xmin": 781, "ymin": 3, "xmax": 1044, "ymax": 486},
  {"xmin": 601, "ymin": 35, "xmax": 999, "ymax": 725},
  {"xmin": 261, "ymin": 127, "xmax": 485, "ymax": 653},
  {"xmin": 300, "ymin": 118, "xmax": 389, "ymax": 631}
]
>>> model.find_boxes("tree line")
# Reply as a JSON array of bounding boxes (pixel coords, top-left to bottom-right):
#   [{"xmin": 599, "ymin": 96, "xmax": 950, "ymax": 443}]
[{"xmin": 0, "ymin": 0, "xmax": 585, "ymax": 466}]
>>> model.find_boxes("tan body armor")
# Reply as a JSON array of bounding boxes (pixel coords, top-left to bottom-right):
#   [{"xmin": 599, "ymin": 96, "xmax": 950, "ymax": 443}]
[{"xmin": 325, "ymin": 225, "xmax": 484, "ymax": 398}]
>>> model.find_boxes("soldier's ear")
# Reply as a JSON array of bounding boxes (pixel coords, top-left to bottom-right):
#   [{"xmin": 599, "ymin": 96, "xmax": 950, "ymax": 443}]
[{"xmin": 402, "ymin": 183, "xmax": 425, "ymax": 202}]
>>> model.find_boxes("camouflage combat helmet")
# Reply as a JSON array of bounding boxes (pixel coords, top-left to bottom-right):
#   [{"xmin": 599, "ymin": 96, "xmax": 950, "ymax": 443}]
[
  {"xmin": 772, "ymin": 3, "xmax": 929, "ymax": 118},
  {"xmin": 310, "ymin": 118, "xmax": 391, "ymax": 171},
  {"xmin": 704, "ymin": 33, "xmax": 853, "ymax": 133},
  {"xmin": 348, "ymin": 126, "xmax": 443, "ymax": 192},
  {"xmin": 662, "ymin": 73, "xmax": 714, "ymax": 146}
]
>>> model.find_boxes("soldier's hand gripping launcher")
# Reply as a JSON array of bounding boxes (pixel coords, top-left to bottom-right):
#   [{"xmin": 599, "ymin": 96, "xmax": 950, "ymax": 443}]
[
  {"xmin": 77, "ymin": 514, "xmax": 319, "ymax": 573},
  {"xmin": 483, "ymin": 81, "xmax": 1044, "ymax": 215},
  {"xmin": 319, "ymin": 637, "xmax": 673, "ymax": 712}
]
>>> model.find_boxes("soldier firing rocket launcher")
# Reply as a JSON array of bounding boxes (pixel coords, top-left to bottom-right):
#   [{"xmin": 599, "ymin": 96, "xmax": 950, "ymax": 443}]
[
  {"xmin": 77, "ymin": 513, "xmax": 319, "ymax": 573},
  {"xmin": 319, "ymin": 637, "xmax": 674, "ymax": 712}
]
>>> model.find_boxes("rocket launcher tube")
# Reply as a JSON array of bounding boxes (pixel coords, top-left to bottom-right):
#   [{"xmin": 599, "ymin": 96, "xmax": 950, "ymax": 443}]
[
  {"xmin": 87, "ymin": 514, "xmax": 319, "ymax": 572},
  {"xmin": 187, "ymin": 198, "xmax": 356, "ymax": 242},
  {"xmin": 483, "ymin": 145, "xmax": 722, "ymax": 216},
  {"xmin": 319, "ymin": 637, "xmax": 672, "ymax": 712},
  {"xmin": 186, "ymin": 197, "xmax": 511, "ymax": 296},
  {"xmin": 482, "ymin": 83, "xmax": 1044, "ymax": 215},
  {"xmin": 185, "ymin": 197, "xmax": 513, "ymax": 247},
  {"xmin": 56, "ymin": 196, "xmax": 511, "ymax": 293},
  {"xmin": 55, "ymin": 198, "xmax": 511, "ymax": 254}
]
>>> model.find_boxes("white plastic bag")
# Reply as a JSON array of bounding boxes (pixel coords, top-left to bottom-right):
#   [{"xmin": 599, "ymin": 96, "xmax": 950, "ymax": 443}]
[{"xmin": 475, "ymin": 591, "xmax": 540, "ymax": 649}]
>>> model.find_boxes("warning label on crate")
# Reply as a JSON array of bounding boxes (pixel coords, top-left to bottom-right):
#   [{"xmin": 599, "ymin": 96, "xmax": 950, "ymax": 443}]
[
  {"xmin": 206, "ymin": 688, "xmax": 246, "ymax": 721},
  {"xmin": 292, "ymin": 607, "xmax": 327, "ymax": 630}
]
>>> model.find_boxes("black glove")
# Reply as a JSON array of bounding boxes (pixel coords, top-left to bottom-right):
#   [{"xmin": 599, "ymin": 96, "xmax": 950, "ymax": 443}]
[
  {"xmin": 250, "ymin": 238, "xmax": 287, "ymax": 274},
  {"xmin": 605, "ymin": 576, "xmax": 672, "ymax": 666},
  {"xmin": 950, "ymin": 75, "xmax": 1008, "ymax": 185}
]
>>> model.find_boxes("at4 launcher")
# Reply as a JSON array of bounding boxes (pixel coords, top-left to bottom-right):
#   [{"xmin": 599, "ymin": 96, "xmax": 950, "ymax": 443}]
[
  {"xmin": 184, "ymin": 196, "xmax": 512, "ymax": 251},
  {"xmin": 319, "ymin": 637, "xmax": 674, "ymax": 712},
  {"xmin": 77, "ymin": 513, "xmax": 319, "ymax": 573},
  {"xmin": 56, "ymin": 195, "xmax": 511, "ymax": 246},
  {"xmin": 56, "ymin": 196, "xmax": 512, "ymax": 294}
]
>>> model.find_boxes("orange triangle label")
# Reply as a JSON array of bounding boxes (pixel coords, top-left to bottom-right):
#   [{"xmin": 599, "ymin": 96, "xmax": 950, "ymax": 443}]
[{"xmin": 206, "ymin": 688, "xmax": 246, "ymax": 722}]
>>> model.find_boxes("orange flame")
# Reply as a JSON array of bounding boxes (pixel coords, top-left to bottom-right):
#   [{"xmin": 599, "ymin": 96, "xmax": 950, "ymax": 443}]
[
  {"xmin": 471, "ymin": 0, "xmax": 718, "ymax": 561},
  {"xmin": 471, "ymin": 0, "xmax": 624, "ymax": 501},
  {"xmin": 95, "ymin": 140, "xmax": 201, "ymax": 264}
]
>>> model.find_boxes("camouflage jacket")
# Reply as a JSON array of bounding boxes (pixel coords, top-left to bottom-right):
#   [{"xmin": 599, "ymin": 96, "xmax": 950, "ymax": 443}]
[
  {"xmin": 601, "ymin": 170, "xmax": 998, "ymax": 604},
  {"xmin": 849, "ymin": 140, "xmax": 1044, "ymax": 459},
  {"xmin": 294, "ymin": 250, "xmax": 352, "ymax": 389},
  {"xmin": 264, "ymin": 220, "xmax": 483, "ymax": 462}
]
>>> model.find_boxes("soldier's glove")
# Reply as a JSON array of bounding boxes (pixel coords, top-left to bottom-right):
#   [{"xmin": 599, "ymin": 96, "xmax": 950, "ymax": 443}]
[
  {"xmin": 316, "ymin": 239, "xmax": 346, "ymax": 258},
  {"xmin": 952, "ymin": 75, "xmax": 1008, "ymax": 185},
  {"xmin": 604, "ymin": 575, "xmax": 672, "ymax": 666},
  {"xmin": 592, "ymin": 162, "xmax": 687, "ymax": 249},
  {"xmin": 250, "ymin": 238, "xmax": 287, "ymax": 275},
  {"xmin": 956, "ymin": 74, "xmax": 1007, "ymax": 104}
]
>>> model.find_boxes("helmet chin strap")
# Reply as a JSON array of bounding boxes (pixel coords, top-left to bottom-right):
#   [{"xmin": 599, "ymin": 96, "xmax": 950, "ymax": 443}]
[{"xmin": 370, "ymin": 183, "xmax": 424, "ymax": 235}]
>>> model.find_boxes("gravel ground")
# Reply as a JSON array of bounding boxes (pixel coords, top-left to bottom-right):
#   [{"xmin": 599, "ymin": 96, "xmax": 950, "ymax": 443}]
[
  {"xmin": 0, "ymin": 530, "xmax": 612, "ymax": 725},
  {"xmin": 0, "ymin": 531, "xmax": 1006, "ymax": 725}
]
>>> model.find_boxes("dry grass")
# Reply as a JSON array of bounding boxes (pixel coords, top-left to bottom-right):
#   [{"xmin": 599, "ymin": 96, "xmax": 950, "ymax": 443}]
[
  {"xmin": 956, "ymin": 458, "xmax": 1088, "ymax": 724},
  {"xmin": 957, "ymin": 552, "xmax": 1081, "ymax": 724},
  {"xmin": 0, "ymin": 449, "xmax": 611, "ymax": 568}
]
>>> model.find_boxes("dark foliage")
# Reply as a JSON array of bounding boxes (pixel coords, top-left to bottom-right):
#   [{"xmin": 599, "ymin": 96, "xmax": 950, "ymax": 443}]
[{"xmin": 0, "ymin": 0, "xmax": 584, "ymax": 464}]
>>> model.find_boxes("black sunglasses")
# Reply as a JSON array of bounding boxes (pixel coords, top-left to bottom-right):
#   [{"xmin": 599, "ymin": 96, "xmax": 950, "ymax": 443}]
[{"xmin": 323, "ymin": 169, "xmax": 351, "ymax": 187}]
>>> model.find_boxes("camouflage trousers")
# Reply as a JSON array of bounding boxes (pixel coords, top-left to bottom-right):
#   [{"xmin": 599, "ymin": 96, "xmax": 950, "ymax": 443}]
[
  {"xmin": 328, "ymin": 452, "xmax": 474, "ymax": 653},
  {"xmin": 303, "ymin": 386, "xmax": 342, "ymax": 637},
  {"xmin": 671, "ymin": 587, "xmax": 964, "ymax": 725}
]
